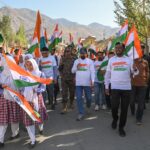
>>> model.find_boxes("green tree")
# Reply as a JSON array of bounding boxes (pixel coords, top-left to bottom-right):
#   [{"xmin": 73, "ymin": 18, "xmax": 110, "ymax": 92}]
[
  {"xmin": 15, "ymin": 24, "xmax": 28, "ymax": 47},
  {"xmin": 114, "ymin": 0, "xmax": 150, "ymax": 42},
  {"xmin": 0, "ymin": 15, "xmax": 14, "ymax": 46}
]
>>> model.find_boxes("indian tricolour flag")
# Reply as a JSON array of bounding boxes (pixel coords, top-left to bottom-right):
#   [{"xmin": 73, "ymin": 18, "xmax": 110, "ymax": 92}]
[
  {"xmin": 4, "ymin": 54, "xmax": 52, "ymax": 88},
  {"xmin": 124, "ymin": 25, "xmax": 143, "ymax": 59},
  {"xmin": 49, "ymin": 24, "xmax": 60, "ymax": 51},
  {"xmin": 4, "ymin": 86, "xmax": 41, "ymax": 123},
  {"xmin": 108, "ymin": 20, "xmax": 128, "ymax": 51},
  {"xmin": 40, "ymin": 27, "xmax": 47, "ymax": 50},
  {"xmin": 28, "ymin": 32, "xmax": 39, "ymax": 54},
  {"xmin": 97, "ymin": 56, "xmax": 108, "ymax": 81},
  {"xmin": 33, "ymin": 10, "xmax": 42, "ymax": 58}
]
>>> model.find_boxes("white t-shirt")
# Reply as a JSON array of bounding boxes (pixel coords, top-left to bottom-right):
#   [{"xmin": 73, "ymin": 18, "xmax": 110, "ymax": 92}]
[
  {"xmin": 72, "ymin": 58, "xmax": 95, "ymax": 86},
  {"xmin": 105, "ymin": 56, "xmax": 133, "ymax": 90},
  {"xmin": 40, "ymin": 55, "xmax": 57, "ymax": 78}
]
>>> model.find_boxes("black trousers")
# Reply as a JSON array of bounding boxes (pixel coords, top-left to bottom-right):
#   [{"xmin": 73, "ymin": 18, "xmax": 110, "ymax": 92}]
[
  {"xmin": 111, "ymin": 89, "xmax": 131, "ymax": 129},
  {"xmin": 130, "ymin": 86, "xmax": 147, "ymax": 121}
]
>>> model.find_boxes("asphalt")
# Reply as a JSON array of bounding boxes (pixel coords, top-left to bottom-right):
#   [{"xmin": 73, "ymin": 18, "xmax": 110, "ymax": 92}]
[{"xmin": 3, "ymin": 101, "xmax": 150, "ymax": 150}]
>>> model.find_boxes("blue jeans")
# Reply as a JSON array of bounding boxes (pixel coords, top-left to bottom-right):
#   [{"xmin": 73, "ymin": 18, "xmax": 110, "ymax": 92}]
[
  {"xmin": 94, "ymin": 82, "xmax": 106, "ymax": 105},
  {"xmin": 43, "ymin": 83, "xmax": 54, "ymax": 105},
  {"xmin": 76, "ymin": 86, "xmax": 92, "ymax": 115}
]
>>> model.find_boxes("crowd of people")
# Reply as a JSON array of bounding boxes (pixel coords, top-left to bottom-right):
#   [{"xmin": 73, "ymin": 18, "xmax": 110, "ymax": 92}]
[{"xmin": 0, "ymin": 42, "xmax": 149, "ymax": 148}]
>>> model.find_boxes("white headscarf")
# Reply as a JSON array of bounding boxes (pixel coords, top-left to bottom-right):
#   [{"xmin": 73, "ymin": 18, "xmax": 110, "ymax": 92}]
[
  {"xmin": 24, "ymin": 58, "xmax": 41, "ymax": 111},
  {"xmin": 25, "ymin": 54, "xmax": 33, "ymax": 60},
  {"xmin": 27, "ymin": 58, "xmax": 41, "ymax": 77}
]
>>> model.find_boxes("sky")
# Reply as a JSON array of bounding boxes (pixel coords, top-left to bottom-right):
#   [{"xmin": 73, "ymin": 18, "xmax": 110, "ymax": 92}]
[{"xmin": 0, "ymin": 0, "xmax": 119, "ymax": 27}]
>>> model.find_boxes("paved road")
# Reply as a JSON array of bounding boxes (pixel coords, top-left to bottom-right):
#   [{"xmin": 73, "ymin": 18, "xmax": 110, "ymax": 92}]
[{"xmin": 4, "ymin": 102, "xmax": 150, "ymax": 150}]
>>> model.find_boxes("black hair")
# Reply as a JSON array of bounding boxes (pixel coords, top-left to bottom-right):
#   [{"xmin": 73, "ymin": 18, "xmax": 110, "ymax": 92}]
[
  {"xmin": 115, "ymin": 42, "xmax": 125, "ymax": 50},
  {"xmin": 97, "ymin": 51, "xmax": 104, "ymax": 55},
  {"xmin": 41, "ymin": 47, "xmax": 49, "ymax": 52},
  {"xmin": 108, "ymin": 51, "xmax": 115, "ymax": 55}
]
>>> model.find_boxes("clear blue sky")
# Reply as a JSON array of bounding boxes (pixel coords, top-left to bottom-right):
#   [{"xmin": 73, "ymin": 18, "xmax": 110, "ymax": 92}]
[{"xmin": 0, "ymin": 0, "xmax": 118, "ymax": 27}]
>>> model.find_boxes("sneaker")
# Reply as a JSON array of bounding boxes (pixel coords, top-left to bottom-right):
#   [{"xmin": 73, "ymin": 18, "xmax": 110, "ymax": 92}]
[
  {"xmin": 28, "ymin": 141, "xmax": 36, "ymax": 149},
  {"xmin": 111, "ymin": 120, "xmax": 117, "ymax": 129},
  {"xmin": 119, "ymin": 128, "xmax": 126, "ymax": 137},
  {"xmin": 136, "ymin": 120, "xmax": 142, "ymax": 126},
  {"xmin": 0, "ymin": 142, "xmax": 4, "ymax": 148},
  {"xmin": 102, "ymin": 104, "xmax": 107, "ymax": 110},
  {"xmin": 76, "ymin": 114, "xmax": 84, "ymax": 121},
  {"xmin": 95, "ymin": 105, "xmax": 99, "ymax": 111}
]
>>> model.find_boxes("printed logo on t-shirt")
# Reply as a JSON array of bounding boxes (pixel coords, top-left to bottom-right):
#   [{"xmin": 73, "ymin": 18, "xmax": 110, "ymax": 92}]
[
  {"xmin": 78, "ymin": 63, "xmax": 88, "ymax": 71},
  {"xmin": 95, "ymin": 65, "xmax": 100, "ymax": 70},
  {"xmin": 41, "ymin": 61, "xmax": 52, "ymax": 69},
  {"xmin": 112, "ymin": 61, "xmax": 128, "ymax": 71}
]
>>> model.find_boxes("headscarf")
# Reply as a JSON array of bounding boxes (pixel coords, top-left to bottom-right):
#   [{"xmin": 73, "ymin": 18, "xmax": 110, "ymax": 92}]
[
  {"xmin": 24, "ymin": 58, "xmax": 41, "ymax": 111},
  {"xmin": 25, "ymin": 54, "xmax": 33, "ymax": 60},
  {"xmin": 27, "ymin": 58, "xmax": 41, "ymax": 77}
]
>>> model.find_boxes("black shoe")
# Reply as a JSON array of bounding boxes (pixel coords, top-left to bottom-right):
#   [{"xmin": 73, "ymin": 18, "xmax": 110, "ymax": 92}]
[
  {"xmin": 28, "ymin": 142, "xmax": 36, "ymax": 149},
  {"xmin": 119, "ymin": 128, "xmax": 126, "ymax": 137},
  {"xmin": 111, "ymin": 120, "xmax": 117, "ymax": 129},
  {"xmin": 9, "ymin": 133, "xmax": 20, "ymax": 141},
  {"xmin": 0, "ymin": 142, "xmax": 4, "ymax": 148}
]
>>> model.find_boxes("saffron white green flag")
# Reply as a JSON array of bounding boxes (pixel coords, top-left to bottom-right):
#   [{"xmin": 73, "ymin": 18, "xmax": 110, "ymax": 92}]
[
  {"xmin": 124, "ymin": 25, "xmax": 143, "ymax": 59},
  {"xmin": 108, "ymin": 20, "xmax": 128, "ymax": 51},
  {"xmin": 97, "ymin": 56, "xmax": 108, "ymax": 81},
  {"xmin": 28, "ymin": 34, "xmax": 39, "ymax": 54},
  {"xmin": 4, "ymin": 86, "xmax": 41, "ymax": 122},
  {"xmin": 4, "ymin": 55, "xmax": 52, "ymax": 88}
]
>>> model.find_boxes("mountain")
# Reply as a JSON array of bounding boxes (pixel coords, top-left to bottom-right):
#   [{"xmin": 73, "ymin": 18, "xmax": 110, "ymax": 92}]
[{"xmin": 0, "ymin": 7, "xmax": 119, "ymax": 42}]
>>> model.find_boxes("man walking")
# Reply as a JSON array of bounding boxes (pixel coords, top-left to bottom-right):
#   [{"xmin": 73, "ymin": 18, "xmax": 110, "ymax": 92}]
[
  {"xmin": 59, "ymin": 46, "xmax": 76, "ymax": 114},
  {"xmin": 105, "ymin": 42, "xmax": 136, "ymax": 137},
  {"xmin": 72, "ymin": 47, "xmax": 95, "ymax": 121},
  {"xmin": 130, "ymin": 57, "xmax": 149, "ymax": 125}
]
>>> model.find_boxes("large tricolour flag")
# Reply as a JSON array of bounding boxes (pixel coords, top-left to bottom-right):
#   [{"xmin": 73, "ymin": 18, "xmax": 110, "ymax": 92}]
[
  {"xmin": 4, "ymin": 54, "xmax": 52, "ymax": 88},
  {"xmin": 40, "ymin": 27, "xmax": 47, "ymax": 50},
  {"xmin": 28, "ymin": 32, "xmax": 39, "ymax": 54},
  {"xmin": 97, "ymin": 56, "xmax": 108, "ymax": 81},
  {"xmin": 33, "ymin": 10, "xmax": 42, "ymax": 58},
  {"xmin": 4, "ymin": 86, "xmax": 41, "ymax": 123},
  {"xmin": 108, "ymin": 20, "xmax": 128, "ymax": 51},
  {"xmin": 49, "ymin": 24, "xmax": 60, "ymax": 51},
  {"xmin": 124, "ymin": 25, "xmax": 143, "ymax": 59}
]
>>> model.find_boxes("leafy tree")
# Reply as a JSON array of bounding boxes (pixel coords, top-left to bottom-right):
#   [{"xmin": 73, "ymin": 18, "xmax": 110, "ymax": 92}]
[
  {"xmin": 15, "ymin": 24, "xmax": 28, "ymax": 47},
  {"xmin": 0, "ymin": 15, "xmax": 14, "ymax": 45},
  {"xmin": 114, "ymin": 0, "xmax": 150, "ymax": 42}
]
